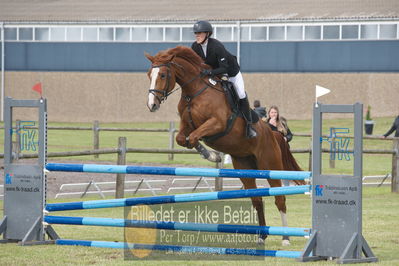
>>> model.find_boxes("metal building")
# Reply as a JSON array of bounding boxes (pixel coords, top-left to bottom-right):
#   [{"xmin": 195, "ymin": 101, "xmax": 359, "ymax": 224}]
[{"xmin": 1, "ymin": 0, "xmax": 398, "ymax": 122}]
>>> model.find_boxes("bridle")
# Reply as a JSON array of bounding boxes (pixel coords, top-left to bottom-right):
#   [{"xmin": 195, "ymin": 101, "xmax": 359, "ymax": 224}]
[
  {"xmin": 148, "ymin": 63, "xmax": 174, "ymax": 104},
  {"xmin": 148, "ymin": 62, "xmax": 202, "ymax": 103}
]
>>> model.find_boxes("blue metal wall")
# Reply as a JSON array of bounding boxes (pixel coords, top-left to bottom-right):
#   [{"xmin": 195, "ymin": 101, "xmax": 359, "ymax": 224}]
[
  {"xmin": 5, "ymin": 42, "xmax": 186, "ymax": 72},
  {"xmin": 5, "ymin": 40, "xmax": 399, "ymax": 72},
  {"xmin": 240, "ymin": 41, "xmax": 399, "ymax": 72}
]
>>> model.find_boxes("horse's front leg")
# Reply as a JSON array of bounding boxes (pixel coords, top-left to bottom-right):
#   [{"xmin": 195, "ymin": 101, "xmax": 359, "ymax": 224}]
[
  {"xmin": 186, "ymin": 117, "xmax": 223, "ymax": 147},
  {"xmin": 175, "ymin": 121, "xmax": 192, "ymax": 148},
  {"xmin": 176, "ymin": 120, "xmax": 221, "ymax": 162}
]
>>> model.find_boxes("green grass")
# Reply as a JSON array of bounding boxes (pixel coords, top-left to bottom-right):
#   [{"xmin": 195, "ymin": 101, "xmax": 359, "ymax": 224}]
[
  {"xmin": 0, "ymin": 117, "xmax": 397, "ymax": 264},
  {"xmin": 0, "ymin": 187, "xmax": 398, "ymax": 265}
]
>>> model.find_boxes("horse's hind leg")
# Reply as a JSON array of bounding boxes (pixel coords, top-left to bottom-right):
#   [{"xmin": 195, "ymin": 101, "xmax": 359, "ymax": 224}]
[
  {"xmin": 268, "ymin": 179, "xmax": 290, "ymax": 246},
  {"xmin": 242, "ymin": 179, "xmax": 268, "ymax": 244},
  {"xmin": 232, "ymin": 157, "xmax": 267, "ymax": 244},
  {"xmin": 257, "ymin": 138, "xmax": 291, "ymax": 246}
]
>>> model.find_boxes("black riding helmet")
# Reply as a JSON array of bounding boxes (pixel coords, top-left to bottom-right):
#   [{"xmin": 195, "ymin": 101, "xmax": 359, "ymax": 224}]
[{"xmin": 193, "ymin": 21, "xmax": 213, "ymax": 36}]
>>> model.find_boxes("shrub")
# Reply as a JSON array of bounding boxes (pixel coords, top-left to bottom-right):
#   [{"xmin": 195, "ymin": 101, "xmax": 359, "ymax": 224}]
[{"xmin": 366, "ymin": 105, "xmax": 372, "ymax": 121}]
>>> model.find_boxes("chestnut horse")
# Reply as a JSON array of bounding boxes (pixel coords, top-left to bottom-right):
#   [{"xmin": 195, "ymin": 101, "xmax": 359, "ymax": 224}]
[{"xmin": 145, "ymin": 46, "xmax": 303, "ymax": 246}]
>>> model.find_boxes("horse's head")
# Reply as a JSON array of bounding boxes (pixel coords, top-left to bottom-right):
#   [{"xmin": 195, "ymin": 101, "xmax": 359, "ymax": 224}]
[{"xmin": 145, "ymin": 52, "xmax": 177, "ymax": 112}]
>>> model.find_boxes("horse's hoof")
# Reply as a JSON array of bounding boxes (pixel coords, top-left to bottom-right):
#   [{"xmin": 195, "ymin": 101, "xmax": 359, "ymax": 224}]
[
  {"xmin": 208, "ymin": 151, "xmax": 222, "ymax": 163},
  {"xmin": 282, "ymin": 240, "xmax": 290, "ymax": 246},
  {"xmin": 257, "ymin": 237, "xmax": 265, "ymax": 245}
]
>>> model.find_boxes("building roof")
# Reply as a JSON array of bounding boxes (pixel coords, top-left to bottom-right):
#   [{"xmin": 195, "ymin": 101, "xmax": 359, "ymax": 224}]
[{"xmin": 1, "ymin": 0, "xmax": 398, "ymax": 23}]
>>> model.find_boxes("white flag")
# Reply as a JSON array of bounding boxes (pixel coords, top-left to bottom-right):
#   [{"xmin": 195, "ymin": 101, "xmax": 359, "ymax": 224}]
[{"xmin": 315, "ymin": 85, "xmax": 331, "ymax": 98}]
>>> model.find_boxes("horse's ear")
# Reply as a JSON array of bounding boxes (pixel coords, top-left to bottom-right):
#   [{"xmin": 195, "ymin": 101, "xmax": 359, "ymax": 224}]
[{"xmin": 144, "ymin": 52, "xmax": 155, "ymax": 63}]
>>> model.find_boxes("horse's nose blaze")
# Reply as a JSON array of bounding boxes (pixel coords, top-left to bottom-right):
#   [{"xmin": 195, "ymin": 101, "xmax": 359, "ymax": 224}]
[
  {"xmin": 147, "ymin": 68, "xmax": 160, "ymax": 110},
  {"xmin": 147, "ymin": 92, "xmax": 160, "ymax": 112}
]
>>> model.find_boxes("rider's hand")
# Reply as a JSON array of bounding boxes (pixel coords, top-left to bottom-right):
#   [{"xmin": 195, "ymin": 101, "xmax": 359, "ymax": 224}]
[{"xmin": 201, "ymin": 69, "xmax": 213, "ymax": 76}]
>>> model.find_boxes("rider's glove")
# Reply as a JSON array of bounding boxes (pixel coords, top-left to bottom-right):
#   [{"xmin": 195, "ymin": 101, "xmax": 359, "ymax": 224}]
[{"xmin": 201, "ymin": 69, "xmax": 213, "ymax": 76}]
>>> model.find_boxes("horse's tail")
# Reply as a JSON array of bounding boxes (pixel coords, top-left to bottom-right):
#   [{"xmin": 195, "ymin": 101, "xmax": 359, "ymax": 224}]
[{"xmin": 272, "ymin": 131, "xmax": 307, "ymax": 185}]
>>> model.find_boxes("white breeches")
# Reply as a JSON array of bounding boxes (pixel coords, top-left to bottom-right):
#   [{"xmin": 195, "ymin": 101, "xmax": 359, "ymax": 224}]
[{"xmin": 228, "ymin": 71, "xmax": 246, "ymax": 99}]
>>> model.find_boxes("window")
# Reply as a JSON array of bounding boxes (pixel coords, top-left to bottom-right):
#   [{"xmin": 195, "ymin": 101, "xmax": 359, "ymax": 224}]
[
  {"xmin": 232, "ymin": 27, "xmax": 238, "ymax": 41},
  {"xmin": 269, "ymin": 26, "xmax": 285, "ymax": 40},
  {"xmin": 3, "ymin": 22, "xmax": 396, "ymax": 43},
  {"xmin": 215, "ymin": 27, "xmax": 232, "ymax": 41},
  {"xmin": 66, "ymin": 27, "xmax": 81, "ymax": 41},
  {"xmin": 35, "ymin": 28, "xmax": 49, "ymax": 41},
  {"xmin": 361, "ymin": 24, "xmax": 378, "ymax": 39},
  {"xmin": 99, "ymin": 28, "xmax": 113, "ymax": 41},
  {"xmin": 148, "ymin": 27, "xmax": 163, "ymax": 41},
  {"xmin": 50, "ymin": 27, "xmax": 65, "ymax": 41},
  {"xmin": 19, "ymin": 28, "xmax": 33, "ymax": 41},
  {"xmin": 380, "ymin": 24, "xmax": 397, "ymax": 39},
  {"xmin": 251, "ymin": 26, "xmax": 266, "ymax": 41},
  {"xmin": 305, "ymin": 26, "xmax": 321, "ymax": 40},
  {"xmin": 5, "ymin": 28, "xmax": 17, "ymax": 40},
  {"xmin": 165, "ymin": 27, "xmax": 180, "ymax": 41},
  {"xmin": 240, "ymin": 26, "xmax": 250, "ymax": 41},
  {"xmin": 182, "ymin": 27, "xmax": 193, "ymax": 41},
  {"xmin": 342, "ymin": 25, "xmax": 358, "ymax": 39},
  {"xmin": 323, "ymin": 25, "xmax": 339, "ymax": 39},
  {"xmin": 132, "ymin": 27, "xmax": 146, "ymax": 41},
  {"xmin": 83, "ymin": 28, "xmax": 97, "ymax": 41},
  {"xmin": 287, "ymin": 26, "xmax": 302, "ymax": 40},
  {"xmin": 115, "ymin": 28, "xmax": 130, "ymax": 41}
]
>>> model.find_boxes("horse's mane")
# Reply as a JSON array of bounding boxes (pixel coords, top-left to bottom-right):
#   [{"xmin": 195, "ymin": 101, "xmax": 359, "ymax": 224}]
[{"xmin": 155, "ymin": 46, "xmax": 206, "ymax": 69}]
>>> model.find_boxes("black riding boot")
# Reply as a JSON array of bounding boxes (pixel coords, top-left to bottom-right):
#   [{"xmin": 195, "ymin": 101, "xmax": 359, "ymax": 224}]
[{"xmin": 239, "ymin": 97, "xmax": 257, "ymax": 138}]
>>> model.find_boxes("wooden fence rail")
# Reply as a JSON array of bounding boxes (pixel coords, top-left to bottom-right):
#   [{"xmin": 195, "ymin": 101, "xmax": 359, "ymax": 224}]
[
  {"xmin": 4, "ymin": 141, "xmax": 397, "ymax": 194},
  {"xmin": 4, "ymin": 144, "xmax": 397, "ymax": 193}
]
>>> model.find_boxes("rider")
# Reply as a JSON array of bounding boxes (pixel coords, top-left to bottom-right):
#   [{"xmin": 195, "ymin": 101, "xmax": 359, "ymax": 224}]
[{"xmin": 191, "ymin": 20, "xmax": 257, "ymax": 138}]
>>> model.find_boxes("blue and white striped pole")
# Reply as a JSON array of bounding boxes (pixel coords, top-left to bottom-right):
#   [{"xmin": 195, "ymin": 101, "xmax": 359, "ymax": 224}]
[
  {"xmin": 44, "ymin": 216, "xmax": 310, "ymax": 237},
  {"xmin": 45, "ymin": 185, "xmax": 310, "ymax": 212},
  {"xmin": 46, "ymin": 163, "xmax": 311, "ymax": 180},
  {"xmin": 55, "ymin": 239, "xmax": 302, "ymax": 258}
]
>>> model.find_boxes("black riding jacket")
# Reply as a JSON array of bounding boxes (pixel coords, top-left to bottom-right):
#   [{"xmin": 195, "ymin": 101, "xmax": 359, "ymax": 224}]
[{"xmin": 191, "ymin": 38, "xmax": 240, "ymax": 77}]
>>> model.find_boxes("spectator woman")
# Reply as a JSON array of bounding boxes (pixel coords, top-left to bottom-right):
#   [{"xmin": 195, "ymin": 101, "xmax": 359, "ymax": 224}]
[{"xmin": 266, "ymin": 105, "xmax": 293, "ymax": 143}]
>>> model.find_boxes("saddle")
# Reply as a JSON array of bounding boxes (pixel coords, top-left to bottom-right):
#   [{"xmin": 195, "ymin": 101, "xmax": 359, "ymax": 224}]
[
  {"xmin": 222, "ymin": 80, "xmax": 259, "ymax": 123},
  {"xmin": 202, "ymin": 79, "xmax": 258, "ymax": 143}
]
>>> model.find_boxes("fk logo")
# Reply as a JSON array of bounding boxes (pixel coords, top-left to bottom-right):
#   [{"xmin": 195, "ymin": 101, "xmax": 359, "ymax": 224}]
[
  {"xmin": 315, "ymin": 185, "xmax": 324, "ymax": 196},
  {"xmin": 5, "ymin": 173, "xmax": 12, "ymax": 184}
]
